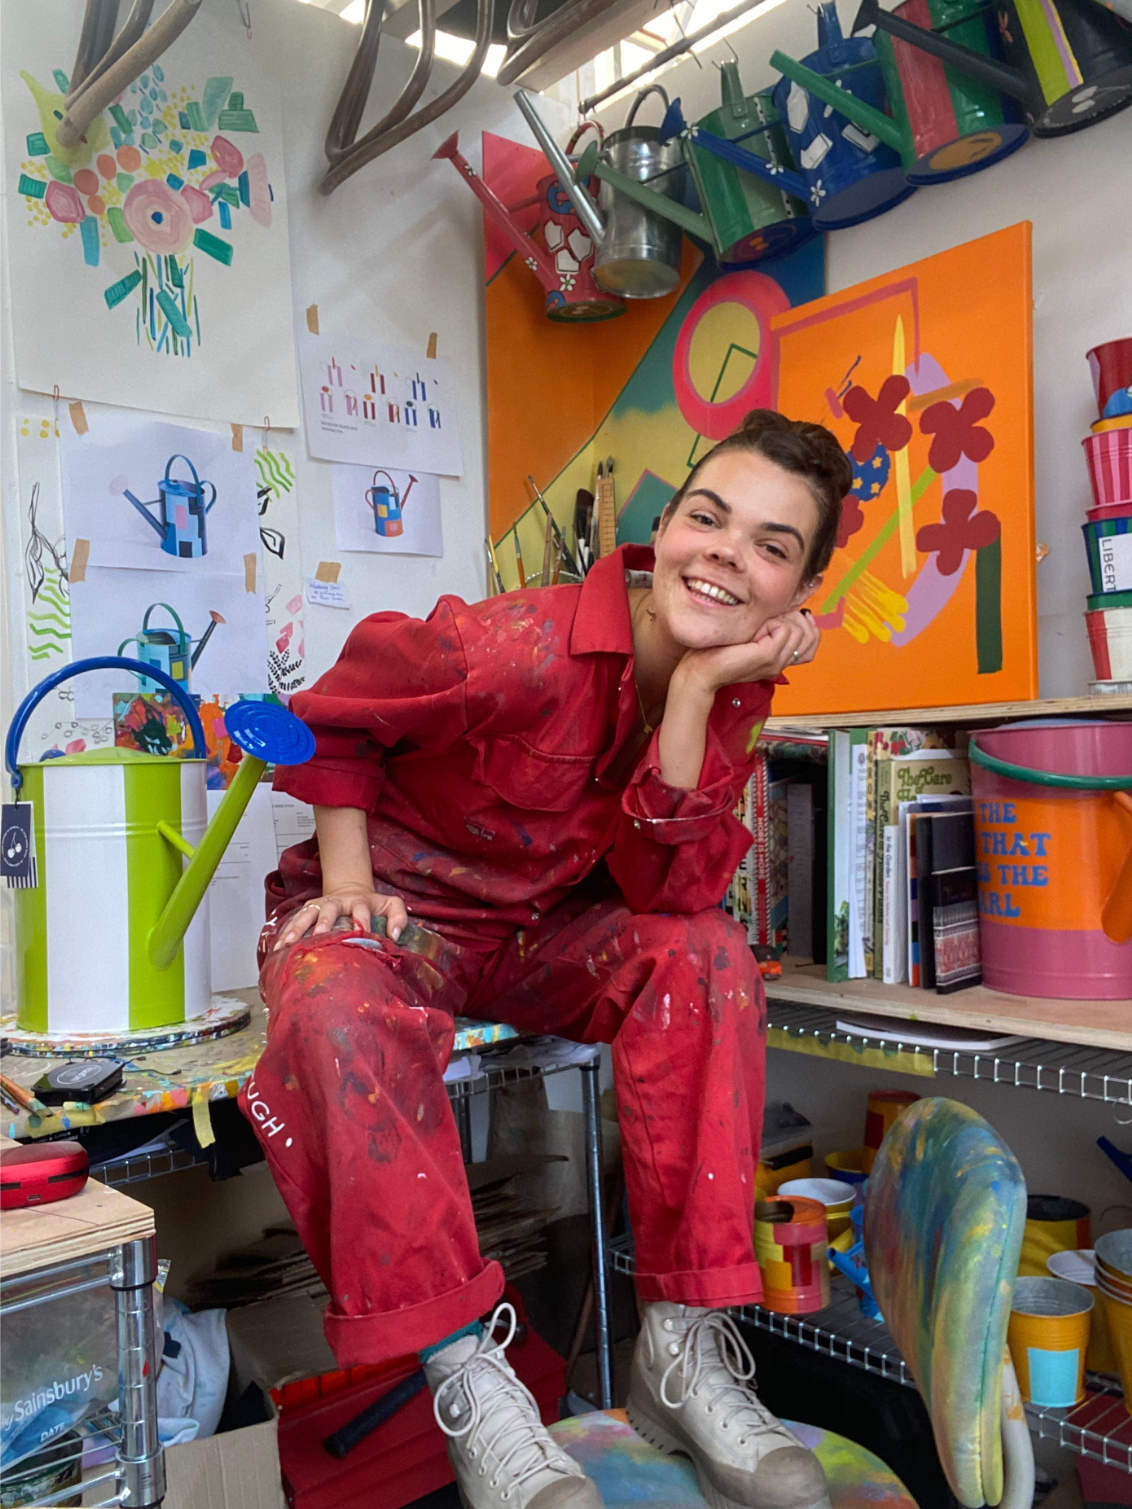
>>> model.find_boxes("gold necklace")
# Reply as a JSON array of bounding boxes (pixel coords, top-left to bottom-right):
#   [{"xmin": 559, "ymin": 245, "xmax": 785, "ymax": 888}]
[{"xmin": 631, "ymin": 591, "xmax": 662, "ymax": 734}]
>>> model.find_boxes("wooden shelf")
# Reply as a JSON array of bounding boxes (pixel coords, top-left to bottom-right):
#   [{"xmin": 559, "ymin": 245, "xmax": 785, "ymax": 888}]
[
  {"xmin": 765, "ymin": 694, "xmax": 1132, "ymax": 732},
  {"xmin": 765, "ymin": 958, "xmax": 1132, "ymax": 1054},
  {"xmin": 0, "ymin": 1170, "xmax": 155, "ymax": 1279}
]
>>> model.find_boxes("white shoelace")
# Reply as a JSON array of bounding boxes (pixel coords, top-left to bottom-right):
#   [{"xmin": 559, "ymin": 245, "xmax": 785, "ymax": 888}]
[
  {"xmin": 433, "ymin": 1304, "xmax": 576, "ymax": 1500},
  {"xmin": 659, "ymin": 1311, "xmax": 781, "ymax": 1450}
]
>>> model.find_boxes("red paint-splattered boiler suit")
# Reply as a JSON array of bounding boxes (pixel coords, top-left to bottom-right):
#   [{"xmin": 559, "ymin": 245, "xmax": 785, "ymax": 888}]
[{"xmin": 240, "ymin": 544, "xmax": 777, "ymax": 1366}]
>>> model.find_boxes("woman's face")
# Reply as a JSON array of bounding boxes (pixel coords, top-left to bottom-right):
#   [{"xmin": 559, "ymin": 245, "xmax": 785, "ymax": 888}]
[{"xmin": 651, "ymin": 448, "xmax": 822, "ymax": 650}]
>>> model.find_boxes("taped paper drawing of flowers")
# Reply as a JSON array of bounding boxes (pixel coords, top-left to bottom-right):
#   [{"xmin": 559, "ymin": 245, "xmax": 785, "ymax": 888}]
[{"xmin": 17, "ymin": 64, "xmax": 272, "ymax": 358}]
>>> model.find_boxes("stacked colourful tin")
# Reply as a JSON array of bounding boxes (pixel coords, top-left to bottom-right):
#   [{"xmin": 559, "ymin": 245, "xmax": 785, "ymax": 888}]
[{"xmin": 1082, "ymin": 339, "xmax": 1132, "ymax": 691}]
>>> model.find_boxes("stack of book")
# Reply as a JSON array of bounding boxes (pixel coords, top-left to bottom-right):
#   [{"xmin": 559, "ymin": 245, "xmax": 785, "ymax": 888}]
[{"xmin": 825, "ymin": 728, "xmax": 982, "ymax": 994}]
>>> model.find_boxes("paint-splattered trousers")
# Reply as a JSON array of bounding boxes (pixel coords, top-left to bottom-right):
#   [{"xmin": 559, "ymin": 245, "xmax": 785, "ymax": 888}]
[{"xmin": 239, "ymin": 884, "xmax": 767, "ymax": 1367}]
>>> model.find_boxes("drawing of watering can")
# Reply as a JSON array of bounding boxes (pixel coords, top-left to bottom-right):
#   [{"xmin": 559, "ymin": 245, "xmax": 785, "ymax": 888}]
[
  {"xmin": 772, "ymin": 0, "xmax": 1031, "ymax": 186},
  {"xmin": 365, "ymin": 470, "xmax": 417, "ymax": 538},
  {"xmin": 575, "ymin": 76, "xmax": 812, "ymax": 269},
  {"xmin": 433, "ymin": 128, "xmax": 624, "ymax": 322},
  {"xmin": 851, "ymin": 0, "xmax": 1132, "ymax": 137},
  {"xmin": 121, "ymin": 454, "xmax": 218, "ymax": 559},
  {"xmin": 118, "ymin": 603, "xmax": 224, "ymax": 695},
  {"xmin": 7, "ymin": 657, "xmax": 315, "ymax": 1035}
]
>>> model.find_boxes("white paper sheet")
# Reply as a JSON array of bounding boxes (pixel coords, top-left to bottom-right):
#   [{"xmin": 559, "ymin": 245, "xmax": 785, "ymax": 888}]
[
  {"xmin": 270, "ymin": 791, "xmax": 315, "ymax": 857},
  {"xmin": 69, "ymin": 563, "xmax": 268, "ymax": 717},
  {"xmin": 3, "ymin": 1, "xmax": 300, "ymax": 426},
  {"xmin": 332, "ymin": 463, "xmax": 443, "ymax": 557},
  {"xmin": 60, "ymin": 409, "xmax": 260, "ymax": 572},
  {"xmin": 299, "ymin": 330, "xmax": 463, "ymax": 476},
  {"xmin": 206, "ymin": 782, "xmax": 277, "ymax": 990}
]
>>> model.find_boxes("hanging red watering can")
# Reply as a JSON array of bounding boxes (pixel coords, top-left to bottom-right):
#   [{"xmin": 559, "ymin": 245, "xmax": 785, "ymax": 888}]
[
  {"xmin": 433, "ymin": 130, "xmax": 624, "ymax": 322},
  {"xmin": 854, "ymin": 0, "xmax": 1132, "ymax": 135}
]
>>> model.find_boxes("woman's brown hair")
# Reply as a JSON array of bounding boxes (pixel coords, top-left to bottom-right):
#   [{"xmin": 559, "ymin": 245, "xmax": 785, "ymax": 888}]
[{"xmin": 663, "ymin": 409, "xmax": 852, "ymax": 580}]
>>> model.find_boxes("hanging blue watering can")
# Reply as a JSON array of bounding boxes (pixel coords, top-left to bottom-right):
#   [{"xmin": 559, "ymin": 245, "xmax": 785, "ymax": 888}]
[
  {"xmin": 118, "ymin": 603, "xmax": 225, "ymax": 695},
  {"xmin": 123, "ymin": 454, "xmax": 217, "ymax": 559},
  {"xmin": 767, "ymin": 2, "xmax": 916, "ymax": 228},
  {"xmin": 365, "ymin": 470, "xmax": 416, "ymax": 538}
]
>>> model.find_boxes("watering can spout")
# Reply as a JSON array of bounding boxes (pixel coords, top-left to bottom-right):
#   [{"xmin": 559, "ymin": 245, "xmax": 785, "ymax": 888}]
[
  {"xmin": 851, "ymin": 0, "xmax": 1032, "ymax": 104},
  {"xmin": 432, "ymin": 129, "xmax": 558, "ymax": 285},
  {"xmin": 581, "ymin": 137, "xmax": 711, "ymax": 243},
  {"xmin": 123, "ymin": 489, "xmax": 169, "ymax": 539},
  {"xmin": 148, "ymin": 701, "xmax": 315, "ymax": 971},
  {"xmin": 513, "ymin": 91, "xmax": 606, "ymax": 245},
  {"xmin": 770, "ymin": 48, "xmax": 904, "ymax": 151}
]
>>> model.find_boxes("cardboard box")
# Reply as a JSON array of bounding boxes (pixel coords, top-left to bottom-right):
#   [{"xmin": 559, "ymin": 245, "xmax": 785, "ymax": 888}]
[{"xmin": 164, "ymin": 1421, "xmax": 286, "ymax": 1509}]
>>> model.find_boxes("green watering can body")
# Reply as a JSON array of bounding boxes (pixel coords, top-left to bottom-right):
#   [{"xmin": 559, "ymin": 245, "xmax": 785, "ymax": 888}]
[
  {"xmin": 6, "ymin": 658, "xmax": 314, "ymax": 1038},
  {"xmin": 857, "ymin": 0, "xmax": 1132, "ymax": 136},
  {"xmin": 773, "ymin": 0, "xmax": 1030, "ymax": 185}
]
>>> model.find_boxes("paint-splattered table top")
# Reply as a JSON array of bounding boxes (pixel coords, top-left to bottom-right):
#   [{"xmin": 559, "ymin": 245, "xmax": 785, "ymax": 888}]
[{"xmin": 0, "ymin": 989, "xmax": 518, "ymax": 1141}]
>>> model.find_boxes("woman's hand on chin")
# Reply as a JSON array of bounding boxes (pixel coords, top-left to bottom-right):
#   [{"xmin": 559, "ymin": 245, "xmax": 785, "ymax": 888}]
[{"xmin": 674, "ymin": 609, "xmax": 820, "ymax": 695}]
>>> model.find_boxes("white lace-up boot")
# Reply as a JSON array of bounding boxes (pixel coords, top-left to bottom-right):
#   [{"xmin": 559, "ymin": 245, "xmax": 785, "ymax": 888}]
[
  {"xmin": 628, "ymin": 1304, "xmax": 831, "ymax": 1509},
  {"xmin": 425, "ymin": 1305, "xmax": 604, "ymax": 1509}
]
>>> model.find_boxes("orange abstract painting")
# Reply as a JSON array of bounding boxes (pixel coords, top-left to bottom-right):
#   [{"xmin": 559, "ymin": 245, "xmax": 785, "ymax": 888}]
[{"xmin": 770, "ymin": 223, "xmax": 1036, "ymax": 715}]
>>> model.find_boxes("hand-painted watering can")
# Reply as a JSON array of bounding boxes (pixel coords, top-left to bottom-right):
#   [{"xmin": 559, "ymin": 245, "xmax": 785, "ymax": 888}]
[
  {"xmin": 433, "ymin": 130, "xmax": 623, "ymax": 322},
  {"xmin": 589, "ymin": 86, "xmax": 688, "ymax": 297},
  {"xmin": 580, "ymin": 76, "xmax": 811, "ymax": 269},
  {"xmin": 6, "ymin": 658, "xmax": 314, "ymax": 1037},
  {"xmin": 855, "ymin": 0, "xmax": 1132, "ymax": 135},
  {"xmin": 365, "ymin": 470, "xmax": 416, "ymax": 538},
  {"xmin": 969, "ymin": 720, "xmax": 1132, "ymax": 1000},
  {"xmin": 118, "ymin": 602, "xmax": 224, "ymax": 695},
  {"xmin": 123, "ymin": 454, "xmax": 217, "ymax": 559},
  {"xmin": 766, "ymin": 3, "xmax": 916, "ymax": 228},
  {"xmin": 772, "ymin": 0, "xmax": 1029, "ymax": 185}
]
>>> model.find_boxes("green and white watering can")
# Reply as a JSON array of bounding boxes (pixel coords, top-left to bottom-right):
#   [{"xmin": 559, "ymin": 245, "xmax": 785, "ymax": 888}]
[{"xmin": 6, "ymin": 657, "xmax": 315, "ymax": 1038}]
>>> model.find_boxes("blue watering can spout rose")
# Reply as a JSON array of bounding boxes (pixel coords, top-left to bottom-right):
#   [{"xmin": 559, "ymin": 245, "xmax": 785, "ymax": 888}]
[{"xmin": 120, "ymin": 453, "xmax": 217, "ymax": 559}]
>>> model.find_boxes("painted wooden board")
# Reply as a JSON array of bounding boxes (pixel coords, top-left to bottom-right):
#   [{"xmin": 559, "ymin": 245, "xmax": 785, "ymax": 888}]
[
  {"xmin": 765, "ymin": 696, "xmax": 1132, "ymax": 730},
  {"xmin": 1, "ymin": 993, "xmax": 518, "ymax": 1140},
  {"xmin": 0, "ymin": 1173, "xmax": 154, "ymax": 1278},
  {"xmin": 767, "ymin": 958, "xmax": 1132, "ymax": 1052}
]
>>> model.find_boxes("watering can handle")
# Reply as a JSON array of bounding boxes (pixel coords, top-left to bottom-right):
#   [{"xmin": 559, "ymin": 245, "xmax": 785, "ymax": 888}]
[
  {"xmin": 967, "ymin": 734, "xmax": 1132, "ymax": 790},
  {"xmin": 164, "ymin": 452, "xmax": 202, "ymax": 493},
  {"xmin": 625, "ymin": 83, "xmax": 670, "ymax": 129},
  {"xmin": 829, "ymin": 1245, "xmax": 876, "ymax": 1299},
  {"xmin": 5, "ymin": 656, "xmax": 207, "ymax": 792},
  {"xmin": 143, "ymin": 601, "xmax": 188, "ymax": 638},
  {"xmin": 566, "ymin": 119, "xmax": 604, "ymax": 153}
]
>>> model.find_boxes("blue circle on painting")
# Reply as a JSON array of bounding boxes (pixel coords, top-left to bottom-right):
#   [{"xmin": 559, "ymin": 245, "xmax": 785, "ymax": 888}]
[{"xmin": 851, "ymin": 442, "xmax": 889, "ymax": 501}]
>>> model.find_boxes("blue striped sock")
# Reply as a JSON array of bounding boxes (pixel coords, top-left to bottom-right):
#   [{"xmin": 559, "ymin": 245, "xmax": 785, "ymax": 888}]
[{"xmin": 419, "ymin": 1319, "xmax": 484, "ymax": 1363}]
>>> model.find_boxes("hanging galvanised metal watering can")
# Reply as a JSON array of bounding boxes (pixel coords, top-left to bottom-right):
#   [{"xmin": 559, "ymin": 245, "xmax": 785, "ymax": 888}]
[
  {"xmin": 123, "ymin": 453, "xmax": 218, "ymax": 560},
  {"xmin": 578, "ymin": 82, "xmax": 811, "ymax": 268},
  {"xmin": 365, "ymin": 469, "xmax": 416, "ymax": 537},
  {"xmin": 118, "ymin": 602, "xmax": 224, "ymax": 695},
  {"xmin": 768, "ymin": 3, "xmax": 916, "ymax": 228},
  {"xmin": 433, "ymin": 130, "xmax": 624, "ymax": 322},
  {"xmin": 854, "ymin": 0, "xmax": 1132, "ymax": 136},
  {"xmin": 6, "ymin": 657, "xmax": 315, "ymax": 1037},
  {"xmin": 772, "ymin": 0, "xmax": 1030, "ymax": 185}
]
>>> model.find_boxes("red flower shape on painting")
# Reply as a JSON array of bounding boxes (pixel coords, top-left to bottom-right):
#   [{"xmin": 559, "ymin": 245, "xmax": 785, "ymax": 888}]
[
  {"xmin": 837, "ymin": 493, "xmax": 865, "ymax": 548},
  {"xmin": 920, "ymin": 388, "xmax": 996, "ymax": 473},
  {"xmin": 916, "ymin": 489, "xmax": 1001, "ymax": 575},
  {"xmin": 842, "ymin": 376, "xmax": 913, "ymax": 463}
]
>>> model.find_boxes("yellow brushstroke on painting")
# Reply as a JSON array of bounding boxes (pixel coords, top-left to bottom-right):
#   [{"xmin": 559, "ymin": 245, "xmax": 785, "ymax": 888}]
[
  {"xmin": 842, "ymin": 570, "xmax": 908, "ymax": 644},
  {"xmin": 893, "ymin": 317, "xmax": 915, "ymax": 578}
]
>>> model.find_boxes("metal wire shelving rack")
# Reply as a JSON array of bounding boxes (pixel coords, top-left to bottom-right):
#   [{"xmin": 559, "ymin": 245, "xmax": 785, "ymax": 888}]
[{"xmin": 611, "ymin": 1235, "xmax": 1132, "ymax": 1470}]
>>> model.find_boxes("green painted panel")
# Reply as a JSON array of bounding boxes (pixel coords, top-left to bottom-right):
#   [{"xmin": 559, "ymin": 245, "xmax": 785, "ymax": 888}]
[
  {"xmin": 125, "ymin": 762, "xmax": 185, "ymax": 1029},
  {"xmin": 15, "ymin": 765, "xmax": 49, "ymax": 1032}
]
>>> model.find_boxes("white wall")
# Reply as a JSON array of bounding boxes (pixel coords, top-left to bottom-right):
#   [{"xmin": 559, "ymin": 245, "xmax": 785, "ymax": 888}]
[{"xmin": 590, "ymin": 1, "xmax": 1132, "ymax": 696}]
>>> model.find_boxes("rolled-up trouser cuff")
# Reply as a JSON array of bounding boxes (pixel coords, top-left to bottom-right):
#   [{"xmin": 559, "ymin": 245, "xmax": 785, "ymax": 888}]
[
  {"xmin": 634, "ymin": 1261, "xmax": 764, "ymax": 1309},
  {"xmin": 323, "ymin": 1259, "xmax": 506, "ymax": 1367}
]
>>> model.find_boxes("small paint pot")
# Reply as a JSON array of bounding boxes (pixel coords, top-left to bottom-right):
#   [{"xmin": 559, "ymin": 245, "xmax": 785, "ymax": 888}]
[
  {"xmin": 823, "ymin": 1149, "xmax": 869, "ymax": 1187},
  {"xmin": 1019, "ymin": 1195, "xmax": 1092, "ymax": 1277},
  {"xmin": 862, "ymin": 1090, "xmax": 920, "ymax": 1174},
  {"xmin": 1088, "ymin": 339, "xmax": 1132, "ymax": 421},
  {"xmin": 1008, "ymin": 1276, "xmax": 1093, "ymax": 1407},
  {"xmin": 1086, "ymin": 603, "xmax": 1132, "ymax": 681},
  {"xmin": 778, "ymin": 1177, "xmax": 857, "ymax": 1238},
  {"xmin": 755, "ymin": 1195, "xmax": 830, "ymax": 1315},
  {"xmin": 1087, "ymin": 501, "xmax": 1132, "ymax": 524},
  {"xmin": 1049, "ymin": 1249, "xmax": 1118, "ymax": 1373},
  {"xmin": 1083, "ymin": 517, "xmax": 1132, "ymax": 595},
  {"xmin": 1083, "ymin": 426, "xmax": 1132, "ymax": 509}
]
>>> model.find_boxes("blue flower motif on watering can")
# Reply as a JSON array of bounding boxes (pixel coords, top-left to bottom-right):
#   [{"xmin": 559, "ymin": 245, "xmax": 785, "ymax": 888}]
[
  {"xmin": 851, "ymin": 442, "xmax": 890, "ymax": 501},
  {"xmin": 545, "ymin": 177, "xmax": 576, "ymax": 218},
  {"xmin": 771, "ymin": 1, "xmax": 915, "ymax": 232}
]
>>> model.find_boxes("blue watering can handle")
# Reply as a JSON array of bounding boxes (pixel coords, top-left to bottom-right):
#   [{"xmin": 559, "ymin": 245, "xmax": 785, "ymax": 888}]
[
  {"xmin": 6, "ymin": 656, "xmax": 207, "ymax": 792},
  {"xmin": 968, "ymin": 733, "xmax": 1132, "ymax": 791},
  {"xmin": 165, "ymin": 452, "xmax": 202, "ymax": 493},
  {"xmin": 829, "ymin": 1245, "xmax": 875, "ymax": 1299}
]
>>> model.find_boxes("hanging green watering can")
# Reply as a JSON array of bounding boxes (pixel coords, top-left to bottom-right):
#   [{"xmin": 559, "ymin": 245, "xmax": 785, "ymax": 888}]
[
  {"xmin": 772, "ymin": 0, "xmax": 1030, "ymax": 185},
  {"xmin": 6, "ymin": 657, "xmax": 314, "ymax": 1038},
  {"xmin": 577, "ymin": 79, "xmax": 812, "ymax": 268},
  {"xmin": 854, "ymin": 0, "xmax": 1132, "ymax": 136}
]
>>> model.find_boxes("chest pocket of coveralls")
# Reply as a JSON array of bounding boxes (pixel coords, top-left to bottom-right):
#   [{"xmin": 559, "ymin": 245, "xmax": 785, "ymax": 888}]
[{"xmin": 470, "ymin": 736, "xmax": 594, "ymax": 813}]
